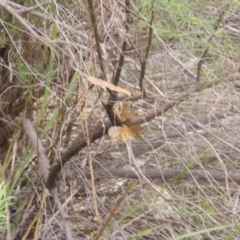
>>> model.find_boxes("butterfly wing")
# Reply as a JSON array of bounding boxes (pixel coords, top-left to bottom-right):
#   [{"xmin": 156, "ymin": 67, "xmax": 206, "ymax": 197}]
[
  {"xmin": 121, "ymin": 124, "xmax": 136, "ymax": 141},
  {"xmin": 120, "ymin": 103, "xmax": 136, "ymax": 122}
]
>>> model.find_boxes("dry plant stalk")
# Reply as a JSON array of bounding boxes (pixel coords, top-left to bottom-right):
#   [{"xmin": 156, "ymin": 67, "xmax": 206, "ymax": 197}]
[{"xmin": 22, "ymin": 118, "xmax": 73, "ymax": 240}]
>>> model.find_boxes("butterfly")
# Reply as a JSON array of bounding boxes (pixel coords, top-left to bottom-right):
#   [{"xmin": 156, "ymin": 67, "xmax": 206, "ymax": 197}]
[
  {"xmin": 111, "ymin": 102, "xmax": 142, "ymax": 142},
  {"xmin": 114, "ymin": 102, "xmax": 136, "ymax": 123}
]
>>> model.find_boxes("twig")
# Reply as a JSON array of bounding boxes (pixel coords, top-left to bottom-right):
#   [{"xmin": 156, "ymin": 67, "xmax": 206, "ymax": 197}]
[
  {"xmin": 139, "ymin": 6, "xmax": 154, "ymax": 96},
  {"xmin": 117, "ymin": 0, "xmax": 145, "ymax": 22},
  {"xmin": 23, "ymin": 119, "xmax": 50, "ymax": 182},
  {"xmin": 90, "ymin": 167, "xmax": 240, "ymax": 184},
  {"xmin": 195, "ymin": 57, "xmax": 204, "ymax": 82},
  {"xmin": 46, "ymin": 121, "xmax": 112, "ymax": 189},
  {"xmin": 86, "ymin": 0, "xmax": 117, "ymax": 103},
  {"xmin": 82, "ymin": 95, "xmax": 102, "ymax": 226},
  {"xmin": 154, "ymin": 32, "xmax": 196, "ymax": 80},
  {"xmin": 86, "ymin": 0, "xmax": 106, "ymax": 80},
  {"xmin": 14, "ymin": 0, "xmax": 53, "ymax": 14},
  {"xmin": 94, "ymin": 182, "xmax": 133, "ymax": 240},
  {"xmin": 0, "ymin": 2, "xmax": 47, "ymax": 42},
  {"xmin": 112, "ymin": 41, "xmax": 127, "ymax": 87},
  {"xmin": 23, "ymin": 118, "xmax": 73, "ymax": 240},
  {"xmin": 47, "ymin": 93, "xmax": 188, "ymax": 189},
  {"xmin": 196, "ymin": 5, "xmax": 228, "ymax": 82},
  {"xmin": 105, "ymin": 0, "xmax": 130, "ymax": 124},
  {"xmin": 196, "ymin": 35, "xmax": 214, "ymax": 82},
  {"xmin": 126, "ymin": 93, "xmax": 189, "ymax": 126}
]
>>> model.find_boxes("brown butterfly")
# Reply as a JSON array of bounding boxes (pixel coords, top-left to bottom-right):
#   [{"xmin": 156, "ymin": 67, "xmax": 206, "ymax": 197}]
[
  {"xmin": 113, "ymin": 102, "xmax": 142, "ymax": 141},
  {"xmin": 114, "ymin": 102, "xmax": 136, "ymax": 123}
]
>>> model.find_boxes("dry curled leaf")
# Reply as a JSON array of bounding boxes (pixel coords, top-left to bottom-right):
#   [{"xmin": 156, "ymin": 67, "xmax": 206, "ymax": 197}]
[{"xmin": 86, "ymin": 76, "xmax": 131, "ymax": 96}]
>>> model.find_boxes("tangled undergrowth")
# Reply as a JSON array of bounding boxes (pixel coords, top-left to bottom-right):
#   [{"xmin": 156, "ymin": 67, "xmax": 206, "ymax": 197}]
[{"xmin": 0, "ymin": 0, "xmax": 240, "ymax": 239}]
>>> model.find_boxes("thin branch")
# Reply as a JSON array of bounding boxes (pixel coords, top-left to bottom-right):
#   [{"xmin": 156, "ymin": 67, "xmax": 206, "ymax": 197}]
[
  {"xmin": 46, "ymin": 121, "xmax": 112, "ymax": 189},
  {"xmin": 3, "ymin": 1, "xmax": 90, "ymax": 44},
  {"xmin": 105, "ymin": 40, "xmax": 128, "ymax": 125},
  {"xmin": 139, "ymin": 7, "xmax": 154, "ymax": 96},
  {"xmin": 112, "ymin": 41, "xmax": 127, "ymax": 87},
  {"xmin": 195, "ymin": 57, "xmax": 204, "ymax": 82},
  {"xmin": 84, "ymin": 105, "xmax": 102, "ymax": 227},
  {"xmin": 0, "ymin": 2, "xmax": 47, "ymax": 42},
  {"xmin": 154, "ymin": 32, "xmax": 197, "ymax": 80},
  {"xmin": 47, "ymin": 94, "xmax": 188, "ymax": 189},
  {"xmin": 105, "ymin": 0, "xmax": 130, "ymax": 124},
  {"xmin": 117, "ymin": 0, "xmax": 145, "ymax": 22},
  {"xmin": 126, "ymin": 93, "xmax": 189, "ymax": 126},
  {"xmin": 94, "ymin": 182, "xmax": 133, "ymax": 240},
  {"xmin": 23, "ymin": 119, "xmax": 50, "ymax": 182},
  {"xmin": 94, "ymin": 167, "xmax": 240, "ymax": 184},
  {"xmin": 86, "ymin": 0, "xmax": 117, "ymax": 104},
  {"xmin": 86, "ymin": 0, "xmax": 106, "ymax": 80},
  {"xmin": 23, "ymin": 118, "xmax": 73, "ymax": 240},
  {"xmin": 196, "ymin": 5, "xmax": 227, "ymax": 82},
  {"xmin": 14, "ymin": 0, "xmax": 53, "ymax": 14},
  {"xmin": 196, "ymin": 35, "xmax": 214, "ymax": 82}
]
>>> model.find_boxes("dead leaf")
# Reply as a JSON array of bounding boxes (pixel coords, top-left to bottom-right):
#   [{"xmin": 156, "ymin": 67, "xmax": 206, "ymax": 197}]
[{"xmin": 86, "ymin": 75, "xmax": 131, "ymax": 96}]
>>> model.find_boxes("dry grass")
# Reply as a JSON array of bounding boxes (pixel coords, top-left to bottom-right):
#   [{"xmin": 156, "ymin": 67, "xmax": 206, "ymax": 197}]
[{"xmin": 0, "ymin": 0, "xmax": 240, "ymax": 239}]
